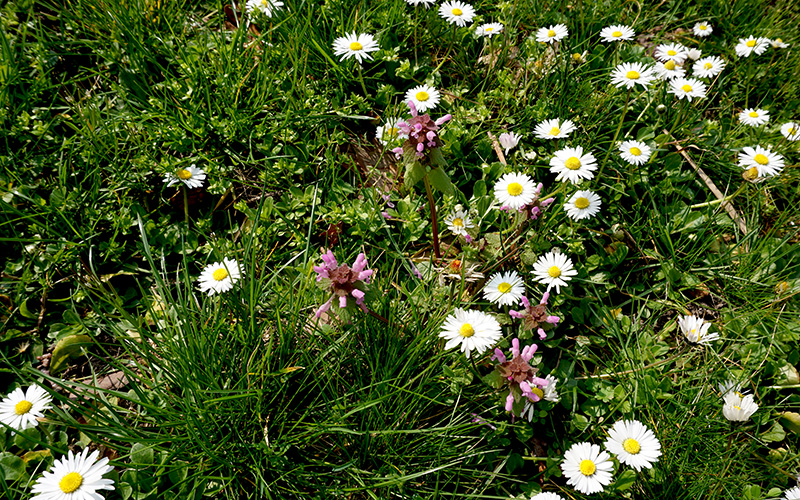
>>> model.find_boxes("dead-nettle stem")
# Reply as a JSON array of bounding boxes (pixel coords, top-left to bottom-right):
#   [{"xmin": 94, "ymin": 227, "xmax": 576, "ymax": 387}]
[{"xmin": 423, "ymin": 174, "xmax": 441, "ymax": 259}]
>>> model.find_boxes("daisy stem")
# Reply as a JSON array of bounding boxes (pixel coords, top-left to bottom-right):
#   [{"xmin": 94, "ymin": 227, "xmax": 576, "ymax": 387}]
[
  {"xmin": 597, "ymin": 88, "xmax": 630, "ymax": 180},
  {"xmin": 183, "ymin": 186, "xmax": 189, "ymax": 224},
  {"xmin": 422, "ymin": 174, "xmax": 442, "ymax": 259},
  {"xmin": 357, "ymin": 66, "xmax": 368, "ymax": 96}
]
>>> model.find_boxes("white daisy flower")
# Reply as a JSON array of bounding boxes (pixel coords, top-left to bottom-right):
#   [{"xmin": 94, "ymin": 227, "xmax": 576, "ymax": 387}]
[
  {"xmin": 375, "ymin": 118, "xmax": 408, "ymax": 145},
  {"xmin": 739, "ymin": 108, "xmax": 770, "ymax": 127},
  {"xmin": 197, "ymin": 258, "xmax": 242, "ymax": 296},
  {"xmin": 542, "ymin": 374, "xmax": 560, "ymax": 402},
  {"xmin": 531, "ymin": 251, "xmax": 577, "ymax": 294},
  {"xmin": 405, "ymin": 84, "xmax": 441, "ymax": 113},
  {"xmin": 771, "ymin": 38, "xmax": 790, "ymax": 49},
  {"xmin": 738, "ymin": 145, "xmax": 785, "ymax": 177},
  {"xmin": 654, "ymin": 59, "xmax": 686, "ymax": 80},
  {"xmin": 619, "ymin": 140, "xmax": 652, "ymax": 165},
  {"xmin": 780, "ymin": 122, "xmax": 800, "ymax": 141},
  {"xmin": 604, "ymin": 419, "xmax": 662, "ymax": 471},
  {"xmin": 476, "ymin": 22, "xmax": 503, "ymax": 38},
  {"xmin": 332, "ymin": 32, "xmax": 379, "ymax": 64},
  {"xmin": 531, "ymin": 493, "xmax": 565, "ymax": 500},
  {"xmin": 0, "ymin": 385, "xmax": 52, "ymax": 431},
  {"xmin": 30, "ymin": 448, "xmax": 115, "ymax": 500},
  {"xmin": 668, "ymin": 77, "xmax": 707, "ymax": 101},
  {"xmin": 722, "ymin": 391, "xmax": 759, "ymax": 422},
  {"xmin": 405, "ymin": 0, "xmax": 436, "ymax": 7},
  {"xmin": 483, "ymin": 270, "xmax": 525, "ymax": 306},
  {"xmin": 655, "ymin": 42, "xmax": 688, "ymax": 63},
  {"xmin": 599, "ymin": 25, "xmax": 635, "ymax": 43},
  {"xmin": 564, "ymin": 190, "xmax": 601, "ymax": 221},
  {"xmin": 438, "ymin": 1, "xmax": 475, "ymax": 27},
  {"xmin": 783, "ymin": 486, "xmax": 800, "ymax": 500},
  {"xmin": 610, "ymin": 62, "xmax": 656, "ymax": 89},
  {"xmin": 549, "ymin": 146, "xmax": 597, "ymax": 185},
  {"xmin": 536, "ymin": 24, "xmax": 569, "ymax": 44},
  {"xmin": 245, "ymin": 0, "xmax": 284, "ymax": 17},
  {"xmin": 438, "ymin": 309, "xmax": 502, "ymax": 358},
  {"xmin": 499, "ymin": 132, "xmax": 522, "ymax": 155},
  {"xmin": 692, "ymin": 56, "xmax": 726, "ymax": 78},
  {"xmin": 561, "ymin": 442, "xmax": 614, "ymax": 495},
  {"xmin": 693, "ymin": 22, "xmax": 713, "ymax": 37},
  {"xmin": 735, "ymin": 37, "xmax": 770, "ymax": 57},
  {"xmin": 534, "ymin": 118, "xmax": 576, "ymax": 139},
  {"xmin": 493, "ymin": 172, "xmax": 538, "ymax": 210},
  {"xmin": 677, "ymin": 315, "xmax": 718, "ymax": 344},
  {"xmin": 444, "ymin": 210, "xmax": 474, "ymax": 237},
  {"xmin": 571, "ymin": 51, "xmax": 588, "ymax": 64},
  {"xmin": 686, "ymin": 48, "xmax": 702, "ymax": 60},
  {"xmin": 163, "ymin": 164, "xmax": 206, "ymax": 189}
]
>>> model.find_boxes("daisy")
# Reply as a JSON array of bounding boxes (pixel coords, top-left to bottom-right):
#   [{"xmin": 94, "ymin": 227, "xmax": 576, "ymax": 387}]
[
  {"xmin": 405, "ymin": 84, "xmax": 440, "ymax": 113},
  {"xmin": 735, "ymin": 37, "xmax": 769, "ymax": 57},
  {"xmin": 375, "ymin": 118, "xmax": 409, "ymax": 145},
  {"xmin": 245, "ymin": 0, "xmax": 284, "ymax": 17},
  {"xmin": 686, "ymin": 48, "xmax": 702, "ymax": 61},
  {"xmin": 476, "ymin": 22, "xmax": 503, "ymax": 38},
  {"xmin": 599, "ymin": 25, "xmax": 635, "ymax": 43},
  {"xmin": 692, "ymin": 56, "xmax": 726, "ymax": 78},
  {"xmin": 693, "ymin": 22, "xmax": 713, "ymax": 37},
  {"xmin": 499, "ymin": 131, "xmax": 522, "ymax": 155},
  {"xmin": 784, "ymin": 486, "xmax": 800, "ymax": 500},
  {"xmin": 564, "ymin": 190, "xmax": 601, "ymax": 221},
  {"xmin": 197, "ymin": 258, "xmax": 242, "ymax": 296},
  {"xmin": 739, "ymin": 108, "xmax": 770, "ymax": 127},
  {"xmin": 561, "ymin": 442, "xmax": 614, "ymax": 495},
  {"xmin": 718, "ymin": 379, "xmax": 747, "ymax": 398},
  {"xmin": 531, "ymin": 250, "xmax": 577, "ymax": 293},
  {"xmin": 771, "ymin": 38, "xmax": 790, "ymax": 49},
  {"xmin": 0, "ymin": 385, "xmax": 52, "ymax": 431},
  {"xmin": 534, "ymin": 118, "xmax": 576, "ymax": 140},
  {"xmin": 536, "ymin": 24, "xmax": 569, "ymax": 44},
  {"xmin": 619, "ymin": 140, "xmax": 652, "ymax": 165},
  {"xmin": 738, "ymin": 145, "xmax": 784, "ymax": 177},
  {"xmin": 549, "ymin": 146, "xmax": 598, "ymax": 185},
  {"xmin": 571, "ymin": 51, "xmax": 588, "ymax": 64},
  {"xmin": 531, "ymin": 493, "xmax": 565, "ymax": 500},
  {"xmin": 493, "ymin": 172, "xmax": 538, "ymax": 210},
  {"xmin": 542, "ymin": 374, "xmax": 560, "ymax": 402},
  {"xmin": 30, "ymin": 448, "xmax": 115, "ymax": 500},
  {"xmin": 610, "ymin": 62, "xmax": 656, "ymax": 89},
  {"xmin": 483, "ymin": 270, "xmax": 525, "ymax": 306},
  {"xmin": 438, "ymin": 1, "xmax": 475, "ymax": 27},
  {"xmin": 722, "ymin": 391, "xmax": 759, "ymax": 422},
  {"xmin": 668, "ymin": 77, "xmax": 707, "ymax": 101},
  {"xmin": 439, "ymin": 309, "xmax": 502, "ymax": 358},
  {"xmin": 677, "ymin": 314, "xmax": 718, "ymax": 344},
  {"xmin": 405, "ymin": 0, "xmax": 436, "ymax": 7},
  {"xmin": 604, "ymin": 419, "xmax": 662, "ymax": 471},
  {"xmin": 332, "ymin": 33, "xmax": 379, "ymax": 64},
  {"xmin": 654, "ymin": 59, "xmax": 685, "ymax": 80},
  {"xmin": 444, "ymin": 209, "xmax": 474, "ymax": 237},
  {"xmin": 655, "ymin": 42, "xmax": 688, "ymax": 63},
  {"xmin": 163, "ymin": 164, "xmax": 206, "ymax": 189},
  {"xmin": 781, "ymin": 122, "xmax": 800, "ymax": 141}
]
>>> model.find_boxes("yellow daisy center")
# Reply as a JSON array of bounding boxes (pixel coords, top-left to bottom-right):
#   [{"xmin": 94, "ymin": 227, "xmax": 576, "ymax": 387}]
[
  {"xmin": 459, "ymin": 323, "xmax": 475, "ymax": 337},
  {"xmin": 548, "ymin": 29, "xmax": 556, "ymax": 37},
  {"xmin": 572, "ymin": 52, "xmax": 582, "ymax": 61},
  {"xmin": 498, "ymin": 282, "xmax": 512, "ymax": 294},
  {"xmin": 416, "ymin": 91, "xmax": 430, "ymax": 101},
  {"xmin": 350, "ymin": 41, "xmax": 363, "ymax": 51},
  {"xmin": 574, "ymin": 197, "xmax": 590, "ymax": 209},
  {"xmin": 176, "ymin": 168, "xmax": 192, "ymax": 180},
  {"xmin": 579, "ymin": 459, "xmax": 596, "ymax": 476},
  {"xmin": 789, "ymin": 127, "xmax": 796, "ymax": 135},
  {"xmin": 700, "ymin": 25, "xmax": 707, "ymax": 30},
  {"xmin": 212, "ymin": 268, "xmax": 229, "ymax": 281},
  {"xmin": 386, "ymin": 127, "xmax": 398, "ymax": 137},
  {"xmin": 59, "ymin": 472, "xmax": 84, "ymax": 494},
  {"xmin": 449, "ymin": 259, "xmax": 462, "ymax": 272},
  {"xmin": 612, "ymin": 30, "xmax": 622, "ymax": 37},
  {"xmin": 485, "ymin": 27, "xmax": 493, "ymax": 32},
  {"xmin": 733, "ymin": 405, "xmax": 741, "ymax": 410},
  {"xmin": 630, "ymin": 147, "xmax": 642, "ymax": 156},
  {"xmin": 776, "ymin": 38, "xmax": 783, "ymax": 43},
  {"xmin": 664, "ymin": 60, "xmax": 676, "ymax": 70},
  {"xmin": 667, "ymin": 49, "xmax": 677, "ymax": 56},
  {"xmin": 507, "ymin": 182, "xmax": 524, "ymax": 196},
  {"xmin": 746, "ymin": 40, "xmax": 756, "ymax": 47},
  {"xmin": 565, "ymin": 157, "xmax": 582, "ymax": 170},
  {"xmin": 531, "ymin": 387, "xmax": 544, "ymax": 399},
  {"xmin": 745, "ymin": 167, "xmax": 759, "ymax": 179},
  {"xmin": 549, "ymin": 127, "xmax": 561, "ymax": 136},
  {"xmin": 622, "ymin": 438, "xmax": 641, "ymax": 454},
  {"xmin": 748, "ymin": 111, "xmax": 759, "ymax": 118},
  {"xmin": 452, "ymin": 217, "xmax": 464, "ymax": 228},
  {"xmin": 754, "ymin": 153, "xmax": 769, "ymax": 165},
  {"xmin": 626, "ymin": 70, "xmax": 640, "ymax": 80},
  {"xmin": 15, "ymin": 400, "xmax": 33, "ymax": 415},
  {"xmin": 261, "ymin": 0, "xmax": 269, "ymax": 5},
  {"xmin": 548, "ymin": 266, "xmax": 561, "ymax": 278},
  {"xmin": 681, "ymin": 84, "xmax": 693, "ymax": 92},
  {"xmin": 704, "ymin": 62, "xmax": 712, "ymax": 70},
  {"xmin": 452, "ymin": 7, "xmax": 462, "ymax": 15}
]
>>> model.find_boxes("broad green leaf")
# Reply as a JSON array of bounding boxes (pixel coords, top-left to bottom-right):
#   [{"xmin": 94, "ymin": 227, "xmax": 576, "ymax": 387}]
[
  {"xmin": 428, "ymin": 167, "xmax": 454, "ymax": 196},
  {"xmin": 404, "ymin": 161, "xmax": 425, "ymax": 188},
  {"xmin": 780, "ymin": 412, "xmax": 800, "ymax": 435},
  {"xmin": 131, "ymin": 443, "xmax": 154, "ymax": 465},
  {"xmin": 0, "ymin": 452, "xmax": 26, "ymax": 481},
  {"xmin": 612, "ymin": 469, "xmax": 637, "ymax": 491},
  {"xmin": 762, "ymin": 422, "xmax": 786, "ymax": 443},
  {"xmin": 50, "ymin": 334, "xmax": 92, "ymax": 374}
]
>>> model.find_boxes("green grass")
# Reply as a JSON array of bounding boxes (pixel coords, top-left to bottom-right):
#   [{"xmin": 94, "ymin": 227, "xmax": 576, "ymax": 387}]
[{"xmin": 1, "ymin": 0, "xmax": 800, "ymax": 498}]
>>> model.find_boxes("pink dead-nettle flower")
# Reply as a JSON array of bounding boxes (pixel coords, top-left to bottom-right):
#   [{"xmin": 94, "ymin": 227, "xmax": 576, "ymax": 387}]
[
  {"xmin": 491, "ymin": 338, "xmax": 550, "ymax": 413},
  {"xmin": 509, "ymin": 293, "xmax": 560, "ymax": 339},
  {"xmin": 313, "ymin": 250, "xmax": 374, "ymax": 317},
  {"xmin": 391, "ymin": 100, "xmax": 452, "ymax": 160}
]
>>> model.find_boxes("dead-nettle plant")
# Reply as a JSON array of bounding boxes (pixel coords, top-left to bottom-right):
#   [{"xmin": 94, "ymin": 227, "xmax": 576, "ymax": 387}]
[{"xmin": 392, "ymin": 100, "xmax": 453, "ymax": 259}]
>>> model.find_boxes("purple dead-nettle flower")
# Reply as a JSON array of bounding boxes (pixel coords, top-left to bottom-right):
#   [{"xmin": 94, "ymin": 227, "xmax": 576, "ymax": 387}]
[
  {"xmin": 313, "ymin": 250, "xmax": 374, "ymax": 318},
  {"xmin": 391, "ymin": 100, "xmax": 452, "ymax": 160},
  {"xmin": 491, "ymin": 337, "xmax": 550, "ymax": 414},
  {"xmin": 509, "ymin": 293, "xmax": 560, "ymax": 339}
]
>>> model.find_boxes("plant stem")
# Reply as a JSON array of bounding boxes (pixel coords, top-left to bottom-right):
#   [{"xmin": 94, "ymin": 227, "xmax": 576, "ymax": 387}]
[
  {"xmin": 357, "ymin": 66, "xmax": 368, "ymax": 96},
  {"xmin": 183, "ymin": 186, "xmax": 189, "ymax": 225},
  {"xmin": 422, "ymin": 174, "xmax": 441, "ymax": 259},
  {"xmin": 597, "ymin": 87, "xmax": 631, "ymax": 180}
]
